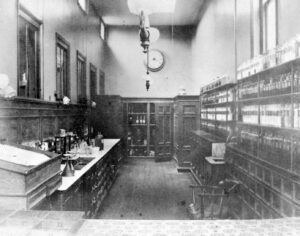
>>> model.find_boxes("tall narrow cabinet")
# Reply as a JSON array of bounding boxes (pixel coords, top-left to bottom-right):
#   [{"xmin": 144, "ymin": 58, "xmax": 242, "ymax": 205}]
[
  {"xmin": 173, "ymin": 95, "xmax": 200, "ymax": 166},
  {"xmin": 155, "ymin": 102, "xmax": 173, "ymax": 161}
]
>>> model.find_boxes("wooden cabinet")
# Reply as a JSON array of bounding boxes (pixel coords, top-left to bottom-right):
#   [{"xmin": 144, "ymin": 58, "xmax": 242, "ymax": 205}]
[
  {"xmin": 92, "ymin": 95, "xmax": 124, "ymax": 138},
  {"xmin": 155, "ymin": 103, "xmax": 173, "ymax": 162},
  {"xmin": 200, "ymin": 77, "xmax": 236, "ymax": 140},
  {"xmin": 184, "ymin": 78, "xmax": 236, "ymax": 183},
  {"xmin": 124, "ymin": 101, "xmax": 153, "ymax": 157},
  {"xmin": 0, "ymin": 144, "xmax": 61, "ymax": 210},
  {"xmin": 225, "ymin": 57, "xmax": 300, "ymax": 218},
  {"xmin": 173, "ymin": 96, "xmax": 200, "ymax": 166},
  {"xmin": 34, "ymin": 142, "xmax": 121, "ymax": 218},
  {"xmin": 123, "ymin": 98, "xmax": 173, "ymax": 160}
]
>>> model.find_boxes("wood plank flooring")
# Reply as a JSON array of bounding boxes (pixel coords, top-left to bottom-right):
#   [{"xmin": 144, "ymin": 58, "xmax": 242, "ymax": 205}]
[{"xmin": 97, "ymin": 158, "xmax": 195, "ymax": 220}]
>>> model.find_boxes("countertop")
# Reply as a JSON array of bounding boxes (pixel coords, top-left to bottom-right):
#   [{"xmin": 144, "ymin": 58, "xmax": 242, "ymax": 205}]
[
  {"xmin": 58, "ymin": 139, "xmax": 120, "ymax": 191},
  {"xmin": 191, "ymin": 130, "xmax": 226, "ymax": 143}
]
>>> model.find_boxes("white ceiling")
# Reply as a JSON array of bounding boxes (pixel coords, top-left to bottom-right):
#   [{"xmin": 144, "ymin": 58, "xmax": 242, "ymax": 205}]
[{"xmin": 90, "ymin": 0, "xmax": 205, "ymax": 26}]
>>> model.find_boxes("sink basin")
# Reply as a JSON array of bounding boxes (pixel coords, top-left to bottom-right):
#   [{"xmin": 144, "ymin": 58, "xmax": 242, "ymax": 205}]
[{"xmin": 73, "ymin": 157, "xmax": 94, "ymax": 170}]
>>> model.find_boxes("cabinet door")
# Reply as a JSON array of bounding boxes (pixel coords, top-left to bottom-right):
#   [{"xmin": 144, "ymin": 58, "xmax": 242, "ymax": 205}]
[{"xmin": 155, "ymin": 103, "xmax": 173, "ymax": 161}]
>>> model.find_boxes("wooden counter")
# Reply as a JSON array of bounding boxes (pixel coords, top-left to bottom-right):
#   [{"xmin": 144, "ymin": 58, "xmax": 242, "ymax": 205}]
[
  {"xmin": 34, "ymin": 139, "xmax": 121, "ymax": 218},
  {"xmin": 58, "ymin": 139, "xmax": 120, "ymax": 191}
]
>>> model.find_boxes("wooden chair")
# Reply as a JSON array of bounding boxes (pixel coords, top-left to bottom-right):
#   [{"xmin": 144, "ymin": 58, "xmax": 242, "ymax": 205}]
[{"xmin": 188, "ymin": 179, "xmax": 240, "ymax": 219}]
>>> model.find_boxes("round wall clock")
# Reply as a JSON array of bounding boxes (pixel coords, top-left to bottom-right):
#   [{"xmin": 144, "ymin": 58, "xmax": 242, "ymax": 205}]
[{"xmin": 146, "ymin": 49, "xmax": 165, "ymax": 72}]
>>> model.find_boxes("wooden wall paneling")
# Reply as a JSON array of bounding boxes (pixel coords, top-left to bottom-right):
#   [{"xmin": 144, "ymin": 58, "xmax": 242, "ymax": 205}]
[
  {"xmin": 182, "ymin": 116, "xmax": 196, "ymax": 146},
  {"xmin": 57, "ymin": 115, "xmax": 69, "ymax": 131},
  {"xmin": 0, "ymin": 118, "xmax": 18, "ymax": 143},
  {"xmin": 0, "ymin": 98, "xmax": 88, "ymax": 144},
  {"xmin": 21, "ymin": 117, "xmax": 40, "ymax": 141},
  {"xmin": 41, "ymin": 117, "xmax": 56, "ymax": 138},
  {"xmin": 92, "ymin": 95, "xmax": 124, "ymax": 138}
]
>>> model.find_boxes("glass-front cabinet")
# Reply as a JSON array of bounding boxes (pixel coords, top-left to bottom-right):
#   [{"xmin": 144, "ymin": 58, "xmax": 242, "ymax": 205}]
[
  {"xmin": 123, "ymin": 99, "xmax": 173, "ymax": 160},
  {"xmin": 127, "ymin": 103, "xmax": 149, "ymax": 157},
  {"xmin": 228, "ymin": 57, "xmax": 300, "ymax": 218}
]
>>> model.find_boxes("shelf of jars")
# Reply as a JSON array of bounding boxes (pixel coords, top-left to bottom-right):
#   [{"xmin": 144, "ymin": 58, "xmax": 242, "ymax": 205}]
[
  {"xmin": 236, "ymin": 58, "xmax": 300, "ymax": 177},
  {"xmin": 229, "ymin": 35, "xmax": 300, "ymax": 218},
  {"xmin": 200, "ymin": 76, "xmax": 236, "ymax": 140},
  {"xmin": 125, "ymin": 102, "xmax": 156, "ymax": 158}
]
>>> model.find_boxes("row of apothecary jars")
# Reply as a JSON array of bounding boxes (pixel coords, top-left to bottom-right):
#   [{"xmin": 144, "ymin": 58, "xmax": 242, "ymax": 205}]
[{"xmin": 238, "ymin": 34, "xmax": 300, "ymax": 80}]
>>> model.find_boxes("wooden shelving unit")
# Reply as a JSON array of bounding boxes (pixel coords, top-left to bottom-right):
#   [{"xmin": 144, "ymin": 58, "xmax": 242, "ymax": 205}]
[
  {"xmin": 123, "ymin": 98, "xmax": 173, "ymax": 161},
  {"xmin": 125, "ymin": 102, "xmax": 152, "ymax": 157},
  {"xmin": 200, "ymin": 77, "xmax": 236, "ymax": 141},
  {"xmin": 227, "ymin": 57, "xmax": 300, "ymax": 218}
]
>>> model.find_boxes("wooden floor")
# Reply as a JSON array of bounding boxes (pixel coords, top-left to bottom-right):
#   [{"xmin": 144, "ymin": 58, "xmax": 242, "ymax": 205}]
[{"xmin": 97, "ymin": 158, "xmax": 195, "ymax": 220}]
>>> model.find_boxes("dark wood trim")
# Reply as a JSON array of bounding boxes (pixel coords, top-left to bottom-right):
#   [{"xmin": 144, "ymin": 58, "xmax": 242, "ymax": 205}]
[
  {"xmin": 76, "ymin": 50, "xmax": 87, "ymax": 101},
  {"xmin": 55, "ymin": 33, "xmax": 71, "ymax": 99},
  {"xmin": 89, "ymin": 63, "xmax": 97, "ymax": 98},
  {"xmin": 17, "ymin": 0, "xmax": 20, "ymax": 98},
  {"xmin": 17, "ymin": 6, "xmax": 42, "ymax": 99},
  {"xmin": 89, "ymin": 63, "xmax": 97, "ymax": 72},
  {"xmin": 18, "ymin": 4, "xmax": 42, "ymax": 26},
  {"xmin": 99, "ymin": 69, "xmax": 105, "ymax": 95}
]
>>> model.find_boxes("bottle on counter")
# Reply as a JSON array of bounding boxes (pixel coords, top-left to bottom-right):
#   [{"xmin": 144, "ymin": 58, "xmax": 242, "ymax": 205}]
[{"xmin": 95, "ymin": 132, "xmax": 104, "ymax": 150}]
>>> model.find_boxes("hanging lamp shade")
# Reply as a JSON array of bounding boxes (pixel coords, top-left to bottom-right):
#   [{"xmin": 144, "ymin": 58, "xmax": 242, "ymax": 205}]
[{"xmin": 149, "ymin": 27, "xmax": 160, "ymax": 43}]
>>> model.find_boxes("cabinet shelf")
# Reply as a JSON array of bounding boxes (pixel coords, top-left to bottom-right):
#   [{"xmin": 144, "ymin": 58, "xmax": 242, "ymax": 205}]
[
  {"xmin": 202, "ymin": 101, "xmax": 233, "ymax": 107},
  {"xmin": 232, "ymin": 163, "xmax": 298, "ymax": 218},
  {"xmin": 238, "ymin": 92, "xmax": 295, "ymax": 103},
  {"xmin": 128, "ymin": 124, "xmax": 147, "ymax": 126},
  {"xmin": 125, "ymin": 100, "xmax": 173, "ymax": 160},
  {"xmin": 200, "ymin": 78, "xmax": 236, "ymax": 146},
  {"xmin": 236, "ymin": 121, "xmax": 300, "ymax": 135},
  {"xmin": 201, "ymin": 82, "xmax": 236, "ymax": 94},
  {"xmin": 227, "ymin": 143, "xmax": 300, "ymax": 181},
  {"xmin": 238, "ymin": 57, "xmax": 300, "ymax": 83},
  {"xmin": 201, "ymin": 118, "xmax": 235, "ymax": 124}
]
